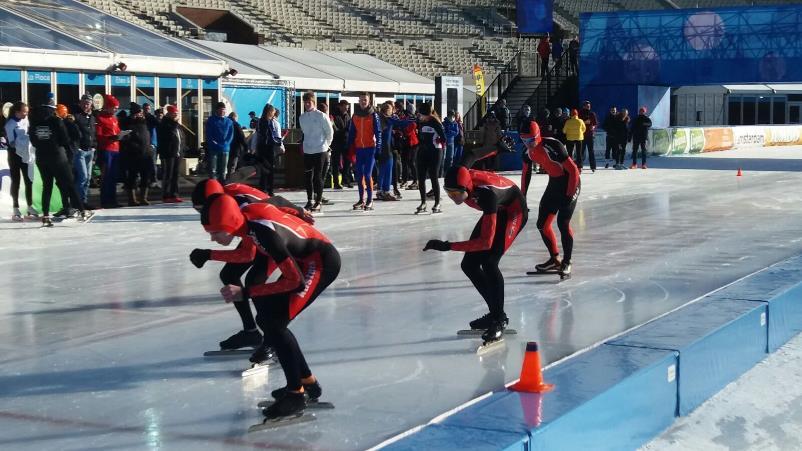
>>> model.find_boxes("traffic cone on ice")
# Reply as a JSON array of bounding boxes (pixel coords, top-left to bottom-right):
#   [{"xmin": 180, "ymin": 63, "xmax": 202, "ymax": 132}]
[
  {"xmin": 509, "ymin": 342, "xmax": 554, "ymax": 393},
  {"xmin": 737, "ymin": 168, "xmax": 743, "ymax": 177}
]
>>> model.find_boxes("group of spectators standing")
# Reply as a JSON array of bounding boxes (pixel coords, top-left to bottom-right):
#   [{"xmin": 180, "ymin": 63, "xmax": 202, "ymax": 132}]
[
  {"xmin": 536, "ymin": 34, "xmax": 580, "ymax": 78},
  {"xmin": 291, "ymin": 92, "xmax": 464, "ymax": 212},
  {"xmin": 1, "ymin": 91, "xmax": 189, "ymax": 224},
  {"xmin": 516, "ymin": 100, "xmax": 652, "ymax": 172}
]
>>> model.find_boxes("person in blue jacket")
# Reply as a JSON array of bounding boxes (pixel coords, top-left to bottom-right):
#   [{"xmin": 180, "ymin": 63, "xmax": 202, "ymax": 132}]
[
  {"xmin": 205, "ymin": 102, "xmax": 234, "ymax": 181},
  {"xmin": 442, "ymin": 110, "xmax": 460, "ymax": 175},
  {"xmin": 376, "ymin": 103, "xmax": 414, "ymax": 201}
]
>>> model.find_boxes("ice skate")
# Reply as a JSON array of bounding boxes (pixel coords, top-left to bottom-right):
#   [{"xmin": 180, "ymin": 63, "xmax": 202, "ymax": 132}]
[
  {"xmin": 431, "ymin": 203, "xmax": 442, "ymax": 214},
  {"xmin": 41, "ymin": 216, "xmax": 54, "ymax": 228},
  {"xmin": 241, "ymin": 345, "xmax": 277, "ymax": 377},
  {"xmin": 12, "ymin": 208, "xmax": 23, "ymax": 222},
  {"xmin": 363, "ymin": 201, "xmax": 374, "ymax": 211},
  {"xmin": 303, "ymin": 201, "xmax": 314, "ymax": 212},
  {"xmin": 310, "ymin": 202, "xmax": 322, "ymax": 213},
  {"xmin": 559, "ymin": 261, "xmax": 572, "ymax": 280},
  {"xmin": 462, "ymin": 313, "xmax": 509, "ymax": 332},
  {"xmin": 353, "ymin": 200, "xmax": 365, "ymax": 210},
  {"xmin": 26, "ymin": 206, "xmax": 40, "ymax": 219},
  {"xmin": 527, "ymin": 256, "xmax": 562, "ymax": 275},
  {"xmin": 393, "ymin": 189, "xmax": 403, "ymax": 199},
  {"xmin": 80, "ymin": 211, "xmax": 96, "ymax": 223},
  {"xmin": 268, "ymin": 380, "xmax": 323, "ymax": 402},
  {"xmin": 476, "ymin": 320, "xmax": 507, "ymax": 354},
  {"xmin": 321, "ymin": 197, "xmax": 333, "ymax": 205},
  {"xmin": 219, "ymin": 329, "xmax": 262, "ymax": 351},
  {"xmin": 414, "ymin": 203, "xmax": 427, "ymax": 214},
  {"xmin": 406, "ymin": 181, "xmax": 418, "ymax": 190},
  {"xmin": 248, "ymin": 392, "xmax": 313, "ymax": 432}
]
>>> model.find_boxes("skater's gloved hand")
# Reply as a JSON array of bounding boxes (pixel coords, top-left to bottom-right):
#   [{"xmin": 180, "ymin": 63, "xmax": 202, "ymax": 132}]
[
  {"xmin": 220, "ymin": 284, "xmax": 243, "ymax": 303},
  {"xmin": 423, "ymin": 239, "xmax": 451, "ymax": 252},
  {"xmin": 190, "ymin": 248, "xmax": 212, "ymax": 268}
]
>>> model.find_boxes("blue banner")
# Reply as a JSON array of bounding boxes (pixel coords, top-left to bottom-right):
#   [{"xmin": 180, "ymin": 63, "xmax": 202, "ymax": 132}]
[
  {"xmin": 84, "ymin": 73, "xmax": 105, "ymax": 86},
  {"xmin": 517, "ymin": 0, "xmax": 553, "ymax": 34},
  {"xmin": 203, "ymin": 78, "xmax": 219, "ymax": 90},
  {"xmin": 0, "ymin": 69, "xmax": 21, "ymax": 83},
  {"xmin": 223, "ymin": 86, "xmax": 286, "ymax": 129},
  {"xmin": 580, "ymin": 5, "xmax": 802, "ymax": 88},
  {"xmin": 159, "ymin": 77, "xmax": 177, "ymax": 89},
  {"xmin": 27, "ymin": 71, "xmax": 51, "ymax": 84},
  {"xmin": 181, "ymin": 78, "xmax": 198, "ymax": 90},
  {"xmin": 136, "ymin": 76, "xmax": 155, "ymax": 88},
  {"xmin": 111, "ymin": 75, "xmax": 130, "ymax": 87},
  {"xmin": 56, "ymin": 72, "xmax": 79, "ymax": 85}
]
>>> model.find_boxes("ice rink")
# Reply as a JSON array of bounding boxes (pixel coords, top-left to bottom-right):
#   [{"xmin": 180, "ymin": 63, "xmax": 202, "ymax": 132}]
[{"xmin": 2, "ymin": 147, "xmax": 802, "ymax": 450}]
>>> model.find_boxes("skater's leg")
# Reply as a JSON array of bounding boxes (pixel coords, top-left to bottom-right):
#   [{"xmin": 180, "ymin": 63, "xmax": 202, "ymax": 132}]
[
  {"xmin": 221, "ymin": 261, "xmax": 257, "ymax": 331},
  {"xmin": 38, "ymin": 161, "xmax": 55, "ymax": 217},
  {"xmin": 303, "ymin": 154, "xmax": 315, "ymax": 204},
  {"xmin": 480, "ymin": 210, "xmax": 510, "ymax": 317},
  {"xmin": 430, "ymin": 150, "xmax": 441, "ymax": 204},
  {"xmin": 416, "ymin": 149, "xmax": 428, "ymax": 203},
  {"xmin": 536, "ymin": 201, "xmax": 560, "ymax": 257},
  {"xmin": 7, "ymin": 151, "xmax": 22, "ymax": 209},
  {"xmin": 557, "ymin": 199, "xmax": 578, "ymax": 263},
  {"xmin": 460, "ymin": 218, "xmax": 494, "ymax": 310},
  {"xmin": 313, "ymin": 153, "xmax": 324, "ymax": 204}
]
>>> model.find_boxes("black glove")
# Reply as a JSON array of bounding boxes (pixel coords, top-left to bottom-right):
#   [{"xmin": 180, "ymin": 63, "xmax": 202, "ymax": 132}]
[
  {"xmin": 190, "ymin": 248, "xmax": 212, "ymax": 268},
  {"xmin": 423, "ymin": 239, "xmax": 451, "ymax": 252}
]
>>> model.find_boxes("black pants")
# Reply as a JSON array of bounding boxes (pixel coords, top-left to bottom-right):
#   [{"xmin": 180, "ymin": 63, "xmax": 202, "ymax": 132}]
[
  {"xmin": 257, "ymin": 146, "xmax": 275, "ymax": 196},
  {"xmin": 416, "ymin": 148, "xmax": 441, "ymax": 204},
  {"xmin": 403, "ymin": 144, "xmax": 418, "ymax": 183},
  {"xmin": 125, "ymin": 155, "xmax": 154, "ymax": 190},
  {"xmin": 570, "ymin": 56, "xmax": 578, "ymax": 75},
  {"xmin": 304, "ymin": 153, "xmax": 325, "ymax": 204},
  {"xmin": 320, "ymin": 151, "xmax": 331, "ymax": 189},
  {"xmin": 227, "ymin": 149, "xmax": 239, "ymax": 177},
  {"xmin": 330, "ymin": 146, "xmax": 343, "ymax": 188},
  {"xmin": 605, "ymin": 137, "xmax": 616, "ymax": 161},
  {"xmin": 7, "ymin": 150, "xmax": 33, "ymax": 209},
  {"xmin": 392, "ymin": 147, "xmax": 402, "ymax": 191},
  {"xmin": 161, "ymin": 156, "xmax": 180, "ymax": 198},
  {"xmin": 567, "ymin": 140, "xmax": 583, "ymax": 169},
  {"xmin": 632, "ymin": 139, "xmax": 648, "ymax": 165},
  {"xmin": 540, "ymin": 55, "xmax": 550, "ymax": 78},
  {"xmin": 252, "ymin": 246, "xmax": 340, "ymax": 391},
  {"xmin": 537, "ymin": 178, "xmax": 579, "ymax": 263},
  {"xmin": 220, "ymin": 251, "xmax": 270, "ymax": 332},
  {"xmin": 461, "ymin": 204, "xmax": 527, "ymax": 318},
  {"xmin": 581, "ymin": 135, "xmax": 596, "ymax": 171},
  {"xmin": 37, "ymin": 155, "xmax": 81, "ymax": 216},
  {"xmin": 616, "ymin": 141, "xmax": 627, "ymax": 165}
]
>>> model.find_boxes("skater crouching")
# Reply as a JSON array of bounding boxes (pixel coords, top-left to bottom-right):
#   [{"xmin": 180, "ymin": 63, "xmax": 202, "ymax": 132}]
[
  {"xmin": 200, "ymin": 194, "xmax": 340, "ymax": 420},
  {"xmin": 424, "ymin": 166, "xmax": 528, "ymax": 343}
]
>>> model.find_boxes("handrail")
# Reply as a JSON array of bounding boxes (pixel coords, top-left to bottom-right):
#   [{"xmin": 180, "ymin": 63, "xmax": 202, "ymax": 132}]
[{"xmin": 521, "ymin": 50, "xmax": 573, "ymax": 114}]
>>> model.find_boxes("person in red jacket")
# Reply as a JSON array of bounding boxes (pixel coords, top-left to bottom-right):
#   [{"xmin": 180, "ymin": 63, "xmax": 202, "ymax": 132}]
[
  {"xmin": 424, "ymin": 166, "xmax": 528, "ymax": 344},
  {"xmin": 199, "ymin": 194, "xmax": 341, "ymax": 420},
  {"xmin": 96, "ymin": 95, "xmax": 122, "ymax": 208},
  {"xmin": 521, "ymin": 135, "xmax": 580, "ymax": 280},
  {"xmin": 400, "ymin": 103, "xmax": 419, "ymax": 190}
]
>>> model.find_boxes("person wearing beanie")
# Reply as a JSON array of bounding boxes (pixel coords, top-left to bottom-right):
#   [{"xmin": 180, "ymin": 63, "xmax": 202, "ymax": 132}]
[
  {"xmin": 29, "ymin": 98, "xmax": 86, "ymax": 225},
  {"xmin": 347, "ymin": 92, "xmax": 381, "ymax": 210},
  {"xmin": 157, "ymin": 104, "xmax": 185, "ymax": 202},
  {"xmin": 578, "ymin": 100, "xmax": 598, "ymax": 172},
  {"xmin": 74, "ymin": 94, "xmax": 97, "ymax": 209},
  {"xmin": 414, "ymin": 103, "xmax": 446, "ymax": 214},
  {"xmin": 120, "ymin": 102, "xmax": 153, "ymax": 206},
  {"xmin": 562, "ymin": 109, "xmax": 586, "ymax": 172},
  {"xmin": 425, "ymin": 165, "xmax": 528, "ymax": 346},
  {"xmin": 521, "ymin": 136, "xmax": 580, "ymax": 279},
  {"xmin": 96, "ymin": 94, "xmax": 122, "ymax": 208},
  {"xmin": 631, "ymin": 107, "xmax": 653, "ymax": 169},
  {"xmin": 197, "ymin": 194, "xmax": 341, "ymax": 421},
  {"xmin": 205, "ymin": 101, "xmax": 234, "ymax": 181}
]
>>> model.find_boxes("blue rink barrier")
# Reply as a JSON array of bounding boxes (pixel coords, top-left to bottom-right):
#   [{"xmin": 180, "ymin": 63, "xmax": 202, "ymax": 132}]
[{"xmin": 383, "ymin": 254, "xmax": 802, "ymax": 451}]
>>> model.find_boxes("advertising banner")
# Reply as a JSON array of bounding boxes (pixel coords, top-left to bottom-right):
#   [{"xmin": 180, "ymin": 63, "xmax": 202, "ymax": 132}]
[{"xmin": 702, "ymin": 128, "xmax": 734, "ymax": 152}]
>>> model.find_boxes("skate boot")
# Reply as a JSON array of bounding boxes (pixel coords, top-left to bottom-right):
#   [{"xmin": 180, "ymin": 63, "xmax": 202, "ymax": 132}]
[
  {"xmin": 353, "ymin": 200, "xmax": 365, "ymax": 210},
  {"xmin": 26, "ymin": 206, "xmax": 40, "ymax": 219},
  {"xmin": 406, "ymin": 182, "xmax": 418, "ymax": 191},
  {"xmin": 469, "ymin": 312, "xmax": 509, "ymax": 330},
  {"xmin": 262, "ymin": 391, "xmax": 306, "ymax": 419},
  {"xmin": 12, "ymin": 208, "xmax": 23, "ymax": 222},
  {"xmin": 272, "ymin": 380, "xmax": 323, "ymax": 402},
  {"xmin": 249, "ymin": 344, "xmax": 276, "ymax": 364},
  {"xmin": 414, "ymin": 203, "xmax": 427, "ymax": 214},
  {"xmin": 219, "ymin": 329, "xmax": 262, "ymax": 350},
  {"xmin": 530, "ymin": 256, "xmax": 562, "ymax": 274},
  {"xmin": 431, "ymin": 203, "xmax": 442, "ymax": 214},
  {"xmin": 481, "ymin": 319, "xmax": 506, "ymax": 343},
  {"xmin": 310, "ymin": 202, "xmax": 321, "ymax": 212},
  {"xmin": 303, "ymin": 201, "xmax": 314, "ymax": 211},
  {"xmin": 321, "ymin": 197, "xmax": 332, "ymax": 205},
  {"xmin": 41, "ymin": 216, "xmax": 54, "ymax": 227},
  {"xmin": 363, "ymin": 201, "xmax": 374, "ymax": 211},
  {"xmin": 559, "ymin": 261, "xmax": 572, "ymax": 280},
  {"xmin": 394, "ymin": 189, "xmax": 403, "ymax": 199}
]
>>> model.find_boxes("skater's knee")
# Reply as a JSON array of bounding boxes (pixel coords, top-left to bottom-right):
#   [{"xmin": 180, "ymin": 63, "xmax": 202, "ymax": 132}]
[{"xmin": 461, "ymin": 256, "xmax": 481, "ymax": 274}]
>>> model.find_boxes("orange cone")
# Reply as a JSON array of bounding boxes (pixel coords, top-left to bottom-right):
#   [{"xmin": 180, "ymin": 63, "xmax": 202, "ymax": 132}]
[
  {"xmin": 737, "ymin": 168, "xmax": 743, "ymax": 177},
  {"xmin": 509, "ymin": 342, "xmax": 554, "ymax": 393}
]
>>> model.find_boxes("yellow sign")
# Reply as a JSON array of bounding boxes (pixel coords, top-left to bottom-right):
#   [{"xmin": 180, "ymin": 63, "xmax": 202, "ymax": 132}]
[{"xmin": 473, "ymin": 64, "xmax": 486, "ymax": 117}]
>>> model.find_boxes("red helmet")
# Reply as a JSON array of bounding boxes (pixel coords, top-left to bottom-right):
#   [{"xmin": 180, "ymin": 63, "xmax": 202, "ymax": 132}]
[
  {"xmin": 201, "ymin": 194, "xmax": 245, "ymax": 234},
  {"xmin": 192, "ymin": 179, "xmax": 224, "ymax": 208}
]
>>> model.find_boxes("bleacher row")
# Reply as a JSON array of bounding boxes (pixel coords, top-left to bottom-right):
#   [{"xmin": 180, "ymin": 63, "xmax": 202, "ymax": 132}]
[{"xmin": 79, "ymin": 0, "xmax": 801, "ymax": 79}]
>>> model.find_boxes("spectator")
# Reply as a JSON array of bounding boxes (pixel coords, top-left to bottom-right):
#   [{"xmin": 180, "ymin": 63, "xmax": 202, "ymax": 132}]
[
  {"xmin": 552, "ymin": 36, "xmax": 564, "ymax": 75},
  {"xmin": 612, "ymin": 109, "xmax": 631, "ymax": 169},
  {"xmin": 143, "ymin": 102, "xmax": 160, "ymax": 181},
  {"xmin": 248, "ymin": 111, "xmax": 258, "ymax": 129},
  {"xmin": 4, "ymin": 101, "xmax": 36, "ymax": 220},
  {"xmin": 453, "ymin": 111, "xmax": 465, "ymax": 171},
  {"xmin": 563, "ymin": 109, "xmax": 586, "ymax": 171},
  {"xmin": 59, "ymin": 106, "xmax": 81, "ymax": 215},
  {"xmin": 299, "ymin": 92, "xmax": 334, "ymax": 212},
  {"xmin": 120, "ymin": 103, "xmax": 153, "ymax": 206},
  {"xmin": 443, "ymin": 110, "xmax": 460, "ymax": 175},
  {"xmin": 227, "ymin": 112, "xmax": 247, "ymax": 176},
  {"xmin": 255, "ymin": 104, "xmax": 281, "ymax": 196},
  {"xmin": 376, "ymin": 103, "xmax": 414, "ymax": 201},
  {"xmin": 318, "ymin": 101, "xmax": 334, "ymax": 192},
  {"xmin": 204, "ymin": 101, "xmax": 234, "ymax": 181},
  {"xmin": 73, "ymin": 95, "xmax": 96, "ymax": 209},
  {"xmin": 602, "ymin": 106, "xmax": 618, "ymax": 168},
  {"xmin": 400, "ymin": 102, "xmax": 419, "ymax": 190},
  {"xmin": 156, "ymin": 104, "xmax": 185, "ymax": 202},
  {"xmin": 631, "ymin": 107, "xmax": 653, "ymax": 169},
  {"xmin": 568, "ymin": 37, "xmax": 580, "ymax": 75},
  {"xmin": 515, "ymin": 105, "xmax": 532, "ymax": 131},
  {"xmin": 30, "ymin": 98, "xmax": 84, "ymax": 225},
  {"xmin": 536, "ymin": 107, "xmax": 552, "ymax": 138},
  {"xmin": 537, "ymin": 35, "xmax": 551, "ymax": 78},
  {"xmin": 473, "ymin": 111, "xmax": 502, "ymax": 170},
  {"xmin": 332, "ymin": 100, "xmax": 352, "ymax": 189},
  {"xmin": 347, "ymin": 92, "xmax": 382, "ymax": 210},
  {"xmin": 96, "ymin": 94, "xmax": 122, "ymax": 208},
  {"xmin": 550, "ymin": 107, "xmax": 566, "ymax": 143},
  {"xmin": 414, "ymin": 103, "xmax": 446, "ymax": 214},
  {"xmin": 155, "ymin": 108, "xmax": 164, "ymax": 121},
  {"xmin": 494, "ymin": 99, "xmax": 510, "ymax": 131},
  {"xmin": 578, "ymin": 100, "xmax": 598, "ymax": 172}
]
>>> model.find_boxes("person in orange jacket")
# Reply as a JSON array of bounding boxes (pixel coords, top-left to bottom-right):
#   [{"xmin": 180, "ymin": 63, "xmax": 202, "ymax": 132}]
[{"xmin": 347, "ymin": 93, "xmax": 382, "ymax": 210}]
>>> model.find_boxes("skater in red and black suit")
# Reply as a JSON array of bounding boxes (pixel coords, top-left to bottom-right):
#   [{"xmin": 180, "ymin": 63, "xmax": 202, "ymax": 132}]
[
  {"xmin": 520, "ymin": 131, "xmax": 581, "ymax": 279},
  {"xmin": 424, "ymin": 165, "xmax": 528, "ymax": 343},
  {"xmin": 189, "ymin": 180, "xmax": 314, "ymax": 357},
  {"xmin": 201, "ymin": 194, "xmax": 341, "ymax": 420}
]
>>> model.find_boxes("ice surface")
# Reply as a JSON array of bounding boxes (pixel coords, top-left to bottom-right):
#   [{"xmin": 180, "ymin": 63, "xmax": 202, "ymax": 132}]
[{"xmin": 2, "ymin": 147, "xmax": 802, "ymax": 450}]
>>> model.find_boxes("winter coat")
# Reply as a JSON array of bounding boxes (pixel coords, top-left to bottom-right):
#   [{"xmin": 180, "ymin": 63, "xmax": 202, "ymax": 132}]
[
  {"xmin": 631, "ymin": 114, "xmax": 653, "ymax": 141},
  {"xmin": 4, "ymin": 116, "xmax": 34, "ymax": 163},
  {"xmin": 121, "ymin": 117, "xmax": 152, "ymax": 162},
  {"xmin": 29, "ymin": 108, "xmax": 70, "ymax": 162},
  {"xmin": 205, "ymin": 115, "xmax": 234, "ymax": 153},
  {"xmin": 443, "ymin": 117, "xmax": 460, "ymax": 145},
  {"xmin": 96, "ymin": 112, "xmax": 120, "ymax": 152},
  {"xmin": 549, "ymin": 115, "xmax": 566, "ymax": 141},
  {"xmin": 74, "ymin": 111, "xmax": 97, "ymax": 150},
  {"xmin": 611, "ymin": 115, "xmax": 631, "ymax": 144},
  {"xmin": 552, "ymin": 39, "xmax": 564, "ymax": 58},
  {"xmin": 347, "ymin": 105, "xmax": 381, "ymax": 150},
  {"xmin": 230, "ymin": 121, "xmax": 247, "ymax": 157},
  {"xmin": 495, "ymin": 105, "xmax": 510, "ymax": 130},
  {"xmin": 578, "ymin": 109, "xmax": 598, "ymax": 138},
  {"xmin": 332, "ymin": 111, "xmax": 351, "ymax": 151},
  {"xmin": 299, "ymin": 108, "xmax": 334, "ymax": 154},
  {"xmin": 537, "ymin": 38, "xmax": 551, "ymax": 59},
  {"xmin": 156, "ymin": 117, "xmax": 185, "ymax": 159},
  {"xmin": 563, "ymin": 116, "xmax": 587, "ymax": 141},
  {"xmin": 63, "ymin": 118, "xmax": 81, "ymax": 159}
]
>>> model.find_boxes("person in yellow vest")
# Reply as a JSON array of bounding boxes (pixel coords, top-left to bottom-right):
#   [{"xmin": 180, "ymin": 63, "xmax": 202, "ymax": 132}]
[{"xmin": 562, "ymin": 109, "xmax": 587, "ymax": 173}]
